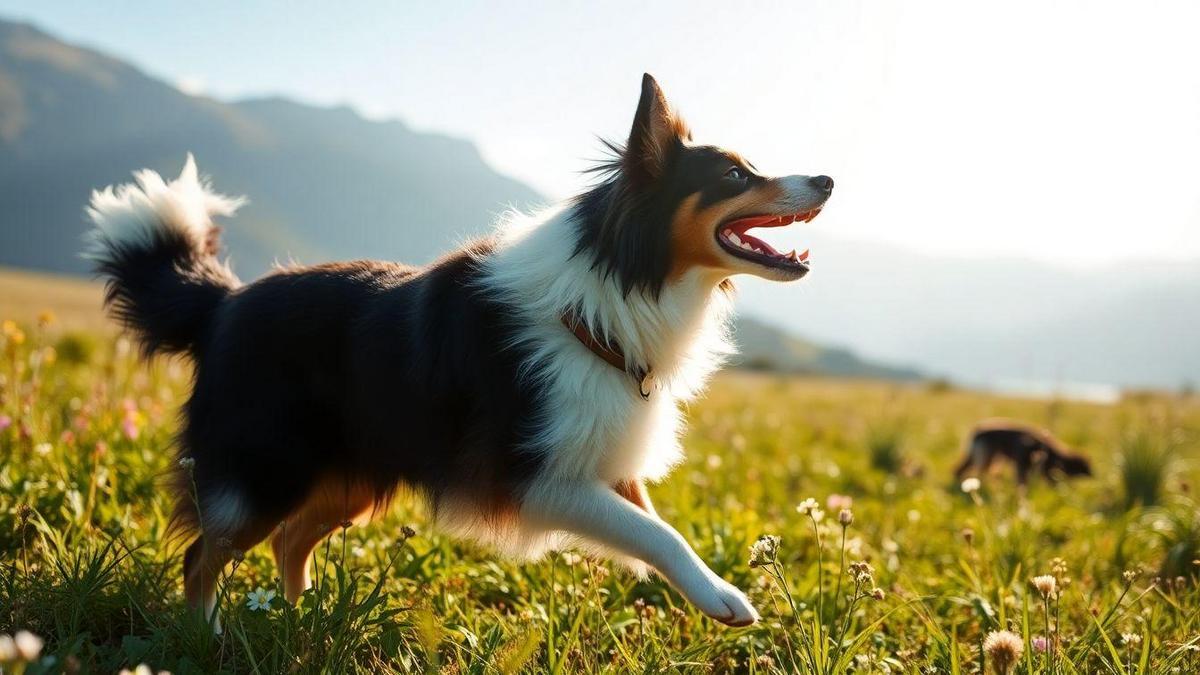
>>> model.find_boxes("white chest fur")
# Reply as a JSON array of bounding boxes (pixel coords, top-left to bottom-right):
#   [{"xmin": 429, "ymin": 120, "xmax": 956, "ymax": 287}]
[{"xmin": 478, "ymin": 207, "xmax": 734, "ymax": 484}]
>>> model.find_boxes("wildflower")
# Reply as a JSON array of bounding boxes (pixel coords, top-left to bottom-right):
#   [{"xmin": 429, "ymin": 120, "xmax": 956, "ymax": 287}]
[
  {"xmin": 0, "ymin": 415, "xmax": 11, "ymax": 431},
  {"xmin": 755, "ymin": 654, "xmax": 774, "ymax": 668},
  {"xmin": 0, "ymin": 634, "xmax": 15, "ymax": 662},
  {"xmin": 1121, "ymin": 632, "xmax": 1142, "ymax": 647},
  {"xmin": 983, "ymin": 630, "xmax": 1024, "ymax": 674},
  {"xmin": 797, "ymin": 498, "xmax": 825, "ymax": 522},
  {"xmin": 870, "ymin": 587, "xmax": 886, "ymax": 600},
  {"xmin": 401, "ymin": 525, "xmax": 417, "ymax": 540},
  {"xmin": 827, "ymin": 493, "xmax": 853, "ymax": 511},
  {"xmin": 749, "ymin": 534, "xmax": 781, "ymax": 567},
  {"xmin": 1122, "ymin": 569, "xmax": 1138, "ymax": 585},
  {"xmin": 1050, "ymin": 557, "xmax": 1069, "ymax": 577},
  {"xmin": 561, "ymin": 551, "xmax": 582, "ymax": 566},
  {"xmin": 122, "ymin": 413, "xmax": 140, "ymax": 440},
  {"xmin": 839, "ymin": 508, "xmax": 854, "ymax": 527},
  {"xmin": 34, "ymin": 442, "xmax": 52, "ymax": 456},
  {"xmin": 849, "ymin": 560, "xmax": 876, "ymax": 586},
  {"xmin": 14, "ymin": 631, "xmax": 43, "ymax": 661},
  {"xmin": 178, "ymin": 456, "xmax": 196, "ymax": 470},
  {"xmin": 1032, "ymin": 635, "xmax": 1049, "ymax": 652},
  {"xmin": 1031, "ymin": 575, "xmax": 1057, "ymax": 598},
  {"xmin": 118, "ymin": 666, "xmax": 154, "ymax": 675},
  {"xmin": 849, "ymin": 560, "xmax": 875, "ymax": 577},
  {"xmin": 961, "ymin": 477, "xmax": 981, "ymax": 494},
  {"xmin": 246, "ymin": 586, "xmax": 276, "ymax": 611},
  {"xmin": 961, "ymin": 528, "xmax": 975, "ymax": 545}
]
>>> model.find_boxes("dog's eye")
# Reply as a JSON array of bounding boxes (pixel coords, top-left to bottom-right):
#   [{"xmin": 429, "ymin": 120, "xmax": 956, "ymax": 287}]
[{"xmin": 725, "ymin": 167, "xmax": 747, "ymax": 180}]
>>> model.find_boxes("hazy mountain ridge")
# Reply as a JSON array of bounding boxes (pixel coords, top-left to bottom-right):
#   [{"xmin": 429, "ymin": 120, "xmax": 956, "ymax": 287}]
[
  {"xmin": 0, "ymin": 19, "xmax": 543, "ymax": 275},
  {"xmin": 736, "ymin": 231, "xmax": 1200, "ymax": 389},
  {"xmin": 0, "ymin": 18, "xmax": 918, "ymax": 381}
]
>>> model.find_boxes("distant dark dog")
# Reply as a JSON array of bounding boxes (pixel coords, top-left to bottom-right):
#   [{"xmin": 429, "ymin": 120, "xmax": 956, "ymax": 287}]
[{"xmin": 954, "ymin": 420, "xmax": 1092, "ymax": 486}]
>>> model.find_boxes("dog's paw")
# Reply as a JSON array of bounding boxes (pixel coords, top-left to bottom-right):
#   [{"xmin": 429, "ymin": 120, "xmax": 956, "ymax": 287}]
[{"xmin": 692, "ymin": 576, "xmax": 759, "ymax": 627}]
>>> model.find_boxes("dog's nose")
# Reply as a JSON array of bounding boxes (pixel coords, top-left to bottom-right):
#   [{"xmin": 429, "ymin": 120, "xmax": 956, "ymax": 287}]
[{"xmin": 809, "ymin": 175, "xmax": 834, "ymax": 191}]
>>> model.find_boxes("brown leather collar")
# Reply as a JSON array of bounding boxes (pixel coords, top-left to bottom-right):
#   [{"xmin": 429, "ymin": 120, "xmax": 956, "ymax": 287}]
[{"xmin": 560, "ymin": 311, "xmax": 653, "ymax": 399}]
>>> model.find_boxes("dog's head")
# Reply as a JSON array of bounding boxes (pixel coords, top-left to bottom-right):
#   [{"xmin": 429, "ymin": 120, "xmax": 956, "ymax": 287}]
[
  {"xmin": 574, "ymin": 74, "xmax": 833, "ymax": 296},
  {"xmin": 1057, "ymin": 453, "xmax": 1093, "ymax": 478}
]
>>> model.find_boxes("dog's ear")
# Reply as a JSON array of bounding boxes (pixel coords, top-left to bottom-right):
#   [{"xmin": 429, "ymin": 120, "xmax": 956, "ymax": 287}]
[{"xmin": 625, "ymin": 73, "xmax": 690, "ymax": 185}]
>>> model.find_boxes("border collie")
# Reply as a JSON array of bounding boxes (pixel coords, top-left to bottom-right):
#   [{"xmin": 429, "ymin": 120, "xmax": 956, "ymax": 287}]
[
  {"xmin": 954, "ymin": 420, "xmax": 1092, "ymax": 487},
  {"xmin": 86, "ymin": 74, "xmax": 833, "ymax": 628}
]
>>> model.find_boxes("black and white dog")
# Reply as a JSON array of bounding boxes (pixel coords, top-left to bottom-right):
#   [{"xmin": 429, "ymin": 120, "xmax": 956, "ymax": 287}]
[{"xmin": 87, "ymin": 74, "xmax": 833, "ymax": 628}]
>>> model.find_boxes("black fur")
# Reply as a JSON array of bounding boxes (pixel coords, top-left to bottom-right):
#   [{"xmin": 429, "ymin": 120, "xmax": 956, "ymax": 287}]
[
  {"xmin": 94, "ymin": 225, "xmax": 546, "ymax": 536},
  {"xmin": 90, "ymin": 225, "xmax": 238, "ymax": 357}
]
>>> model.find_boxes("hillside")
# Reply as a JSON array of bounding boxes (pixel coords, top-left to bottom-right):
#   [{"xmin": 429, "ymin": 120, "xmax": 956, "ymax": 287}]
[{"xmin": 0, "ymin": 19, "xmax": 541, "ymax": 276}]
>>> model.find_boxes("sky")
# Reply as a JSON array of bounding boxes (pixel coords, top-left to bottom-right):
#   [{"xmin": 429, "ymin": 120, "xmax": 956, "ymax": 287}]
[{"xmin": 2, "ymin": 0, "xmax": 1199, "ymax": 267}]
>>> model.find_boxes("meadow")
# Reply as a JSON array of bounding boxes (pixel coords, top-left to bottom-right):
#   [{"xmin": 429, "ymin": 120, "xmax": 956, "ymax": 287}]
[{"xmin": 1, "ymin": 289, "xmax": 1198, "ymax": 673}]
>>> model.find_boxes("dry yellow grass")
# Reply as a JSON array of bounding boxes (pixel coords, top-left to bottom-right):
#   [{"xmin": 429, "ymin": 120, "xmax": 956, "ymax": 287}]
[{"xmin": 0, "ymin": 265, "xmax": 108, "ymax": 331}]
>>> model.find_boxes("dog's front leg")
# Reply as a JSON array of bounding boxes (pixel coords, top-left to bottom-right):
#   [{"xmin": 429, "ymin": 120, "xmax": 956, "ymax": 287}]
[{"xmin": 522, "ymin": 481, "xmax": 758, "ymax": 626}]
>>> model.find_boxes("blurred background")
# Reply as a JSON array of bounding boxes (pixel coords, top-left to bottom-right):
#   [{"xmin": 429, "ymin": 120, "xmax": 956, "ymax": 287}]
[{"xmin": 1, "ymin": 0, "xmax": 1197, "ymax": 398}]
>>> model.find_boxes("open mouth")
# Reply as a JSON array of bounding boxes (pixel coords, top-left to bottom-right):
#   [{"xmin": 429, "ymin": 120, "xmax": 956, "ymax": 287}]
[{"xmin": 715, "ymin": 208, "xmax": 822, "ymax": 273}]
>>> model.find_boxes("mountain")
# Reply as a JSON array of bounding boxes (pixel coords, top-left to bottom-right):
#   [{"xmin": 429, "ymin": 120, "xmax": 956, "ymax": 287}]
[
  {"xmin": 0, "ymin": 19, "xmax": 541, "ymax": 275},
  {"xmin": 732, "ymin": 316, "xmax": 921, "ymax": 380},
  {"xmin": 736, "ymin": 235, "xmax": 1200, "ymax": 390},
  {"xmin": 0, "ymin": 19, "xmax": 916, "ymax": 382}
]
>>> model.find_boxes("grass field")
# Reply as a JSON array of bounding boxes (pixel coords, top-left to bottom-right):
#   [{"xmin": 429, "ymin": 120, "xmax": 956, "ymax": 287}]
[{"xmin": 1, "ymin": 282, "xmax": 1198, "ymax": 673}]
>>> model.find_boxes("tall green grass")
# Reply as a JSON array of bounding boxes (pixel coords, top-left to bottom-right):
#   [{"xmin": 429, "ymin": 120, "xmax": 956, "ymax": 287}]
[{"xmin": 1119, "ymin": 427, "xmax": 1176, "ymax": 508}]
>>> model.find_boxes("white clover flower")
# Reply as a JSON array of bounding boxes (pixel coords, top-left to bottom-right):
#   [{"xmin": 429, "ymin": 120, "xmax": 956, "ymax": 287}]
[
  {"xmin": 1121, "ymin": 632, "xmax": 1142, "ymax": 647},
  {"xmin": 1031, "ymin": 574, "xmax": 1057, "ymax": 598},
  {"xmin": 797, "ymin": 498, "xmax": 820, "ymax": 515},
  {"xmin": 749, "ymin": 534, "xmax": 781, "ymax": 567},
  {"xmin": 246, "ymin": 586, "xmax": 276, "ymax": 611},
  {"xmin": 983, "ymin": 630, "xmax": 1024, "ymax": 674},
  {"xmin": 961, "ymin": 477, "xmax": 981, "ymax": 494}
]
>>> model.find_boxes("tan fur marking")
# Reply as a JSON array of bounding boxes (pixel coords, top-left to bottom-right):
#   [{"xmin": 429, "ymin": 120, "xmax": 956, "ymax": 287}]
[
  {"xmin": 669, "ymin": 180, "xmax": 785, "ymax": 278},
  {"xmin": 270, "ymin": 477, "xmax": 379, "ymax": 602},
  {"xmin": 613, "ymin": 479, "xmax": 656, "ymax": 517}
]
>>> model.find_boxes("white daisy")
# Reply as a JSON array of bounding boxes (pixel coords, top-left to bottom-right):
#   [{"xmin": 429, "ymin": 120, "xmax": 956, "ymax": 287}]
[{"xmin": 246, "ymin": 586, "xmax": 276, "ymax": 611}]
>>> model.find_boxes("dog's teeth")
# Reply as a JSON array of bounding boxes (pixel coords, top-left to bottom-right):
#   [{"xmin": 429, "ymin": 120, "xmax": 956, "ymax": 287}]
[
  {"xmin": 729, "ymin": 233, "xmax": 742, "ymax": 246},
  {"xmin": 724, "ymin": 229, "xmax": 734, "ymax": 238},
  {"xmin": 741, "ymin": 242, "xmax": 753, "ymax": 251}
]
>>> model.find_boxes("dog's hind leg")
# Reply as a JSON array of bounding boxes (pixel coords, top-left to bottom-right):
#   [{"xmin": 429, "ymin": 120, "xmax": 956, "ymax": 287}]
[
  {"xmin": 183, "ymin": 513, "xmax": 277, "ymax": 633},
  {"xmin": 270, "ymin": 478, "xmax": 377, "ymax": 603},
  {"xmin": 522, "ymin": 480, "xmax": 758, "ymax": 626}
]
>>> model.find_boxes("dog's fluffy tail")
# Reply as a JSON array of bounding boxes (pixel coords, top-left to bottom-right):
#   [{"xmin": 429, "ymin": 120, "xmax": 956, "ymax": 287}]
[{"xmin": 85, "ymin": 154, "xmax": 244, "ymax": 357}]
